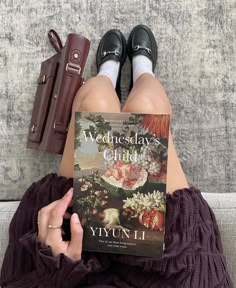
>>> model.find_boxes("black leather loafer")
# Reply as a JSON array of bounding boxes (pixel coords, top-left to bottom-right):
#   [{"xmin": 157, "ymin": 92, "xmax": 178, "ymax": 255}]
[
  {"xmin": 127, "ymin": 25, "xmax": 158, "ymax": 90},
  {"xmin": 96, "ymin": 29, "xmax": 127, "ymax": 100}
]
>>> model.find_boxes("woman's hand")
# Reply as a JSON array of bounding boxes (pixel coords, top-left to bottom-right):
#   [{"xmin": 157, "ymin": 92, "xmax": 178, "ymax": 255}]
[{"xmin": 37, "ymin": 188, "xmax": 83, "ymax": 261}]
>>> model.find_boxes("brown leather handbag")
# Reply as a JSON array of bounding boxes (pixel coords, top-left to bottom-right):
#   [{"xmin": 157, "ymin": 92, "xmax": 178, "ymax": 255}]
[{"xmin": 27, "ymin": 29, "xmax": 90, "ymax": 154}]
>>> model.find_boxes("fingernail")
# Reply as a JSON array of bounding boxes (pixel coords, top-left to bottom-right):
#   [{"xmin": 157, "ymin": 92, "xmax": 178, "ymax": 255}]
[
  {"xmin": 66, "ymin": 188, "xmax": 73, "ymax": 196},
  {"xmin": 72, "ymin": 213, "xmax": 80, "ymax": 223}
]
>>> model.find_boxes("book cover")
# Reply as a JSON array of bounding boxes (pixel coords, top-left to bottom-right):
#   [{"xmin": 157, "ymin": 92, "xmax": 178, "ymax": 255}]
[{"xmin": 73, "ymin": 112, "xmax": 170, "ymax": 257}]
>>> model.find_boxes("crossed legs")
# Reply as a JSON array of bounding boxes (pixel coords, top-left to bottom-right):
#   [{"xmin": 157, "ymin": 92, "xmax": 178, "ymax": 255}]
[{"xmin": 59, "ymin": 74, "xmax": 188, "ymax": 194}]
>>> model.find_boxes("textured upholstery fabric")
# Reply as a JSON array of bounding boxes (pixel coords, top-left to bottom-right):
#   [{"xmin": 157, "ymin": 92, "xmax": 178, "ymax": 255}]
[
  {"xmin": 0, "ymin": 193, "xmax": 235, "ymax": 286},
  {"xmin": 0, "ymin": 202, "xmax": 20, "ymax": 270}
]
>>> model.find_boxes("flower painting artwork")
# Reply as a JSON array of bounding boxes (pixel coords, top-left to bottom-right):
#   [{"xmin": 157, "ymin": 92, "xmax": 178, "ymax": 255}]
[{"xmin": 73, "ymin": 112, "xmax": 170, "ymax": 257}]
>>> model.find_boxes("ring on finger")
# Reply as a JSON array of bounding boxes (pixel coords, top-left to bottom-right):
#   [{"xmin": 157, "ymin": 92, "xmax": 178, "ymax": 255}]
[{"xmin": 48, "ymin": 224, "xmax": 61, "ymax": 229}]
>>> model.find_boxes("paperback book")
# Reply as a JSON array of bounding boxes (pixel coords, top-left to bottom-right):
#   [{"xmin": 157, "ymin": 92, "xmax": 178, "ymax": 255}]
[{"xmin": 73, "ymin": 112, "xmax": 170, "ymax": 257}]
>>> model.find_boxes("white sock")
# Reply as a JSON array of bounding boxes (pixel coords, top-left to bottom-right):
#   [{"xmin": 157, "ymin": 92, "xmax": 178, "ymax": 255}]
[
  {"xmin": 97, "ymin": 60, "xmax": 120, "ymax": 88},
  {"xmin": 133, "ymin": 55, "xmax": 154, "ymax": 83}
]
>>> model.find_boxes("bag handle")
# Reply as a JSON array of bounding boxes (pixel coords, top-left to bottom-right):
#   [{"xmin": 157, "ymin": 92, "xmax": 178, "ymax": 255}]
[{"xmin": 48, "ymin": 29, "xmax": 63, "ymax": 53}]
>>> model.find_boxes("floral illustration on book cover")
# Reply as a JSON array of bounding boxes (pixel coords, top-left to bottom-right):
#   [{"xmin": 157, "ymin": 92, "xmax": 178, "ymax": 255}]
[{"xmin": 73, "ymin": 112, "xmax": 170, "ymax": 257}]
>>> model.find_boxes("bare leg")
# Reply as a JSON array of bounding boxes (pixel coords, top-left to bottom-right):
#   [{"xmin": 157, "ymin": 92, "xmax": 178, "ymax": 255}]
[
  {"xmin": 58, "ymin": 76, "xmax": 121, "ymax": 178},
  {"xmin": 122, "ymin": 74, "xmax": 189, "ymax": 194}
]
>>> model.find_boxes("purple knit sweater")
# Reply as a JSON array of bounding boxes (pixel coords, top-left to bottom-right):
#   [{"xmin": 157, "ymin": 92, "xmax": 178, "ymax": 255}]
[{"xmin": 0, "ymin": 174, "xmax": 233, "ymax": 288}]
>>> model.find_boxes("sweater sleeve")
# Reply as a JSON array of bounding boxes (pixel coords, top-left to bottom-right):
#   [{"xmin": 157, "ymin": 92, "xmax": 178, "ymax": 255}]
[{"xmin": 0, "ymin": 174, "xmax": 110, "ymax": 288}]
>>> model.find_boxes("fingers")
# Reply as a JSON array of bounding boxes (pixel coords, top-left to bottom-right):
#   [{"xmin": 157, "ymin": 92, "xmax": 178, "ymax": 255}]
[
  {"xmin": 37, "ymin": 188, "xmax": 83, "ymax": 260},
  {"xmin": 67, "ymin": 213, "xmax": 83, "ymax": 261},
  {"xmin": 37, "ymin": 200, "xmax": 60, "ymax": 244},
  {"xmin": 63, "ymin": 211, "xmax": 72, "ymax": 219},
  {"xmin": 68, "ymin": 199, "xmax": 73, "ymax": 207},
  {"xmin": 46, "ymin": 189, "xmax": 73, "ymax": 243},
  {"xmin": 37, "ymin": 188, "xmax": 73, "ymax": 246}
]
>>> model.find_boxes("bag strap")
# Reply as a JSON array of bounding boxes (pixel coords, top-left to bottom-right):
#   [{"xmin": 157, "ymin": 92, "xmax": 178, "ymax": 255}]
[{"xmin": 48, "ymin": 29, "xmax": 63, "ymax": 53}]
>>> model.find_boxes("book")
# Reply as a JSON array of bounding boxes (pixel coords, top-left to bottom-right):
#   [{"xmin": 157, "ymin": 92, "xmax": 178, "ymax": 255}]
[{"xmin": 73, "ymin": 112, "xmax": 170, "ymax": 257}]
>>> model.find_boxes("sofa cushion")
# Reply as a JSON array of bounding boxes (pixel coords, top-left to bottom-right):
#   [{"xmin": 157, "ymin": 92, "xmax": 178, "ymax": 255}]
[
  {"xmin": 202, "ymin": 193, "xmax": 236, "ymax": 286},
  {"xmin": 0, "ymin": 194, "xmax": 235, "ymax": 285},
  {"xmin": 0, "ymin": 201, "xmax": 20, "ymax": 270}
]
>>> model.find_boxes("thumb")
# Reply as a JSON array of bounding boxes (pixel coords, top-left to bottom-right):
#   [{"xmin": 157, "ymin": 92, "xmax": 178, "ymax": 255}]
[{"xmin": 67, "ymin": 213, "xmax": 83, "ymax": 261}]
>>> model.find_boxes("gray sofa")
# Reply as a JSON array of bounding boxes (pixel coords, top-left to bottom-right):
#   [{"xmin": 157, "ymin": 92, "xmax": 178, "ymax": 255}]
[{"xmin": 0, "ymin": 193, "xmax": 235, "ymax": 286}]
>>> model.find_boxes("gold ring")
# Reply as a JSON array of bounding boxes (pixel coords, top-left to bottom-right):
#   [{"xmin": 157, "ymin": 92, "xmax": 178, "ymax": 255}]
[{"xmin": 48, "ymin": 224, "xmax": 61, "ymax": 229}]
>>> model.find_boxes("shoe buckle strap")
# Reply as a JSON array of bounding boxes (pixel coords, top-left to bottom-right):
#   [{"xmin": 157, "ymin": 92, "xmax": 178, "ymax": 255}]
[
  {"xmin": 102, "ymin": 50, "xmax": 120, "ymax": 57},
  {"xmin": 133, "ymin": 45, "xmax": 152, "ymax": 54}
]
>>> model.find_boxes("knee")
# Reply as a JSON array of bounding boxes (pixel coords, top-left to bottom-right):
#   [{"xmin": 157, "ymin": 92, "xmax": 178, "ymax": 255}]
[
  {"xmin": 79, "ymin": 76, "xmax": 113, "ymax": 94},
  {"xmin": 81, "ymin": 94, "xmax": 120, "ymax": 112},
  {"xmin": 123, "ymin": 97, "xmax": 172, "ymax": 116},
  {"xmin": 72, "ymin": 78, "xmax": 120, "ymax": 113},
  {"xmin": 74, "ymin": 77, "xmax": 98, "ymax": 101}
]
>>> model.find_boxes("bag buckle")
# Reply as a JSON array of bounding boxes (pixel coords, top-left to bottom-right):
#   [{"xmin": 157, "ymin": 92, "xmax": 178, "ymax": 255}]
[
  {"xmin": 66, "ymin": 63, "xmax": 81, "ymax": 75},
  {"xmin": 31, "ymin": 124, "xmax": 36, "ymax": 133},
  {"xmin": 38, "ymin": 74, "xmax": 47, "ymax": 84},
  {"xmin": 53, "ymin": 122, "xmax": 67, "ymax": 134}
]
